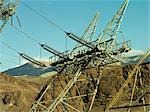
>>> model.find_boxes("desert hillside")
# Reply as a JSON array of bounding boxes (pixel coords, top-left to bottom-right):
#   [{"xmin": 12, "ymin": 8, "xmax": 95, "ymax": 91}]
[{"xmin": 0, "ymin": 63, "xmax": 149, "ymax": 112}]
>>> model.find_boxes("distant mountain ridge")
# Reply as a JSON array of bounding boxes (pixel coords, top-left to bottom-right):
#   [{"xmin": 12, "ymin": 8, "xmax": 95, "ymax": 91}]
[
  {"xmin": 3, "ymin": 62, "xmax": 56, "ymax": 76},
  {"xmin": 121, "ymin": 54, "xmax": 150, "ymax": 65},
  {"xmin": 3, "ymin": 50, "xmax": 150, "ymax": 76}
]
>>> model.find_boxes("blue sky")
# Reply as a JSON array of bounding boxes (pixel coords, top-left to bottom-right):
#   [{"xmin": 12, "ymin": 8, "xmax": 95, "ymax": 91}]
[{"xmin": 0, "ymin": 0, "xmax": 149, "ymax": 71}]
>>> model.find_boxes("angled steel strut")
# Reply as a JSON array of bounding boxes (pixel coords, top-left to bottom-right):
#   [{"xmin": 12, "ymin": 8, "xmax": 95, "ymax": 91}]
[
  {"xmin": 65, "ymin": 32, "xmax": 95, "ymax": 49},
  {"xmin": 40, "ymin": 44, "xmax": 65, "ymax": 59},
  {"xmin": 19, "ymin": 53, "xmax": 46, "ymax": 67}
]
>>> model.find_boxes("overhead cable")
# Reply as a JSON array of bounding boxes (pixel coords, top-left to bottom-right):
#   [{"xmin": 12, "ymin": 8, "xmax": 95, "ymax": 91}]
[
  {"xmin": 9, "ymin": 24, "xmax": 40, "ymax": 44},
  {"xmin": 21, "ymin": 1, "xmax": 66, "ymax": 33}
]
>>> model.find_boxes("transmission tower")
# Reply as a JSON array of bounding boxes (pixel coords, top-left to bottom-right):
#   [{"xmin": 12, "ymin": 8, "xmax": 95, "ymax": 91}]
[{"xmin": 30, "ymin": 0, "xmax": 131, "ymax": 112}]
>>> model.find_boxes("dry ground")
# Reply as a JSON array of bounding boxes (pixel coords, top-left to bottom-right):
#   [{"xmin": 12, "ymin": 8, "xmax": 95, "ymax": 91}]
[{"xmin": 0, "ymin": 63, "xmax": 149, "ymax": 112}]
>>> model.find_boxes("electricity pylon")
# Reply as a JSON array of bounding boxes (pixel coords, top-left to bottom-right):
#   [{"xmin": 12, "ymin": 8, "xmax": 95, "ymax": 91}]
[{"xmin": 30, "ymin": 0, "xmax": 130, "ymax": 112}]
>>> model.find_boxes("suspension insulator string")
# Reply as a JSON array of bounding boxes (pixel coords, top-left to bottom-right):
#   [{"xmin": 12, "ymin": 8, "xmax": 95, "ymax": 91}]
[
  {"xmin": 65, "ymin": 34, "xmax": 68, "ymax": 52},
  {"xmin": 40, "ymin": 46, "xmax": 42, "ymax": 62}
]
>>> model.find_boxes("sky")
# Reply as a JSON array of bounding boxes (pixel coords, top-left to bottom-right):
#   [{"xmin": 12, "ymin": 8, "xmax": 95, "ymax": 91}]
[{"xmin": 0, "ymin": 0, "xmax": 149, "ymax": 72}]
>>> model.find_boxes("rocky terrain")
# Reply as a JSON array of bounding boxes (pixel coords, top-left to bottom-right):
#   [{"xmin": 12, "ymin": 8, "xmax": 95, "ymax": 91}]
[{"xmin": 0, "ymin": 63, "xmax": 149, "ymax": 112}]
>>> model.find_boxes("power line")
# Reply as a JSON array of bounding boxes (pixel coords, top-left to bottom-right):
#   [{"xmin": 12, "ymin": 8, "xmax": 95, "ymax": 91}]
[
  {"xmin": 9, "ymin": 1, "xmax": 70, "ymax": 55},
  {"xmin": 0, "ymin": 50, "xmax": 19, "ymax": 59},
  {"xmin": 9, "ymin": 23, "xmax": 68, "ymax": 60},
  {"xmin": 1, "ymin": 40, "xmax": 47, "ymax": 67},
  {"xmin": 9, "ymin": 23, "xmax": 46, "ymax": 61},
  {"xmin": 1, "ymin": 24, "xmax": 48, "ymax": 67},
  {"xmin": 20, "ymin": 1, "xmax": 66, "ymax": 33},
  {"xmin": 1, "ymin": 40, "xmax": 19, "ymax": 53},
  {"xmin": 9, "ymin": 24, "xmax": 40, "ymax": 45},
  {"xmin": 1, "ymin": 41, "xmax": 21, "ymax": 65}
]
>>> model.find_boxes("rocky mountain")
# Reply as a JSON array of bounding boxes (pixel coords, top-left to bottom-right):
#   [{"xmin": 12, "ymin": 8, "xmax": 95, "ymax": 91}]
[{"xmin": 3, "ymin": 62, "xmax": 56, "ymax": 76}]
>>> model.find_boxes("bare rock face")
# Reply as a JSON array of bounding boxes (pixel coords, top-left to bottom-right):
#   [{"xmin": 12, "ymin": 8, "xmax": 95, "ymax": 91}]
[
  {"xmin": 0, "ymin": 91, "xmax": 20, "ymax": 112},
  {"xmin": 0, "ymin": 96, "xmax": 6, "ymax": 112}
]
